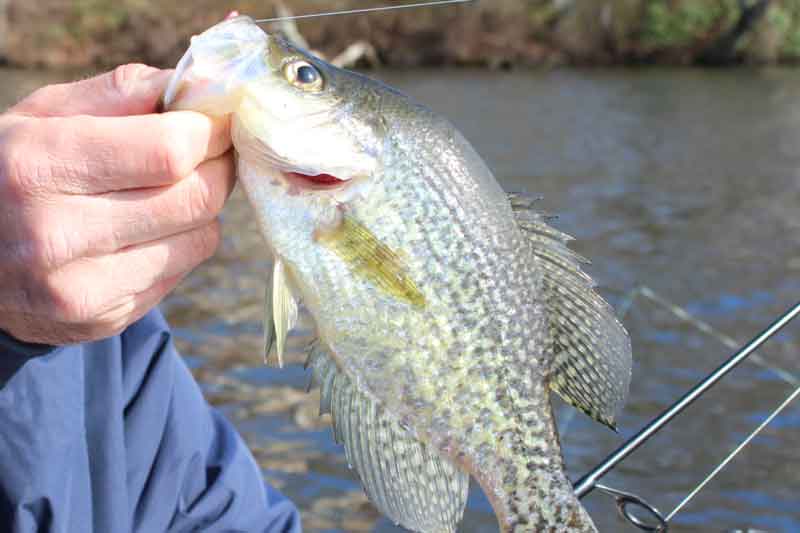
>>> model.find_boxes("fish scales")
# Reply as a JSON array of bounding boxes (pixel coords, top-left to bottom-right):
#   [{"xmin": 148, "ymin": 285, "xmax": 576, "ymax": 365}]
[
  {"xmin": 164, "ymin": 15, "xmax": 631, "ymax": 532},
  {"xmin": 240, "ymin": 101, "xmax": 592, "ymax": 530},
  {"xmin": 377, "ymin": 114, "xmax": 592, "ymax": 528}
]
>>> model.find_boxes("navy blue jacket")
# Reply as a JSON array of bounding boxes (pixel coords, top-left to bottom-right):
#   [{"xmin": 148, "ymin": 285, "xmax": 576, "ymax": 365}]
[{"xmin": 0, "ymin": 310, "xmax": 301, "ymax": 533}]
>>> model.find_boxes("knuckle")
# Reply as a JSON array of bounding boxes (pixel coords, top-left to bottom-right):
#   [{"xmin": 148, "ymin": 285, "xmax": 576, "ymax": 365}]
[
  {"xmin": 0, "ymin": 119, "xmax": 37, "ymax": 198},
  {"xmin": 41, "ymin": 277, "xmax": 90, "ymax": 324},
  {"xmin": 23, "ymin": 220, "xmax": 70, "ymax": 271},
  {"xmin": 109, "ymin": 63, "xmax": 157, "ymax": 98}
]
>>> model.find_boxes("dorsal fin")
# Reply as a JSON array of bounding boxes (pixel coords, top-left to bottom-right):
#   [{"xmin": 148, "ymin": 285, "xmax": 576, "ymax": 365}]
[
  {"xmin": 306, "ymin": 345, "xmax": 469, "ymax": 532},
  {"xmin": 509, "ymin": 193, "xmax": 632, "ymax": 429}
]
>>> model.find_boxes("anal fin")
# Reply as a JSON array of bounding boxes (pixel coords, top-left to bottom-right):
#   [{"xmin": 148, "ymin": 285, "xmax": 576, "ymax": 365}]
[{"xmin": 306, "ymin": 345, "xmax": 469, "ymax": 532}]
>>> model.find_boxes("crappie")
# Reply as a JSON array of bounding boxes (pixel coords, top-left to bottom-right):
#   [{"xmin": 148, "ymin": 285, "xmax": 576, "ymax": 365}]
[{"xmin": 164, "ymin": 16, "xmax": 632, "ymax": 532}]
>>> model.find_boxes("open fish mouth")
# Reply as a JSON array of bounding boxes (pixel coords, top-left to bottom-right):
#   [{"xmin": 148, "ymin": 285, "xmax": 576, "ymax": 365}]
[
  {"xmin": 267, "ymin": 164, "xmax": 370, "ymax": 203},
  {"xmin": 283, "ymin": 171, "xmax": 349, "ymax": 190}
]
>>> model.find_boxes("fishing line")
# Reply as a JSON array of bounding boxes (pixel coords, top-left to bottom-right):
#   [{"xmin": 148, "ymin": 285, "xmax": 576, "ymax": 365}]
[
  {"xmin": 560, "ymin": 286, "xmax": 800, "ymax": 442},
  {"xmin": 665, "ymin": 383, "xmax": 800, "ymax": 522},
  {"xmin": 254, "ymin": 0, "xmax": 475, "ymax": 23},
  {"xmin": 574, "ymin": 300, "xmax": 800, "ymax": 530},
  {"xmin": 619, "ymin": 286, "xmax": 800, "ymax": 387},
  {"xmin": 592, "ymin": 383, "xmax": 800, "ymax": 532}
]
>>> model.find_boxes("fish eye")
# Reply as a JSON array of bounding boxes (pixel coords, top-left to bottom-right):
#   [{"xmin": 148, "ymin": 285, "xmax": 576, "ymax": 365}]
[
  {"xmin": 283, "ymin": 60, "xmax": 324, "ymax": 92},
  {"xmin": 297, "ymin": 65, "xmax": 318, "ymax": 84}
]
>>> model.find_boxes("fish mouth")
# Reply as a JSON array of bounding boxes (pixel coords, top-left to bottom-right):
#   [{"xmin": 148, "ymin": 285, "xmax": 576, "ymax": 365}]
[
  {"xmin": 283, "ymin": 171, "xmax": 350, "ymax": 191},
  {"xmin": 275, "ymin": 168, "xmax": 371, "ymax": 203},
  {"xmin": 281, "ymin": 170, "xmax": 352, "ymax": 191}
]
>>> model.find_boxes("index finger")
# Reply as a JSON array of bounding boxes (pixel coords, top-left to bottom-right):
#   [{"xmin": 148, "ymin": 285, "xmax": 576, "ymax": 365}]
[
  {"xmin": 17, "ymin": 111, "xmax": 231, "ymax": 194},
  {"xmin": 11, "ymin": 65, "xmax": 172, "ymax": 118}
]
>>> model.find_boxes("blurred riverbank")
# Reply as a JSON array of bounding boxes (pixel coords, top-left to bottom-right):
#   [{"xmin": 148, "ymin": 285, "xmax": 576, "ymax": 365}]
[{"xmin": 4, "ymin": 0, "xmax": 800, "ymax": 70}]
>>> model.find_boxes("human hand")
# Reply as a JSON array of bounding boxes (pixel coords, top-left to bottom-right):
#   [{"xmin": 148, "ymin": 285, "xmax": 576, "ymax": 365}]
[{"xmin": 0, "ymin": 64, "xmax": 234, "ymax": 345}]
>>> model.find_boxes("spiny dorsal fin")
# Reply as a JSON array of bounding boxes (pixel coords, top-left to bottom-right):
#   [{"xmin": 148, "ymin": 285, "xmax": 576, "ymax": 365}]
[
  {"xmin": 306, "ymin": 345, "xmax": 469, "ymax": 532},
  {"xmin": 509, "ymin": 192, "xmax": 632, "ymax": 429},
  {"xmin": 264, "ymin": 258, "xmax": 298, "ymax": 368}
]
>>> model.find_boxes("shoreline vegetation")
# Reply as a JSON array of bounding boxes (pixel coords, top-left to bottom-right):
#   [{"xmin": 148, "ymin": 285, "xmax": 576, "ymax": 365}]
[{"xmin": 2, "ymin": 0, "xmax": 800, "ymax": 70}]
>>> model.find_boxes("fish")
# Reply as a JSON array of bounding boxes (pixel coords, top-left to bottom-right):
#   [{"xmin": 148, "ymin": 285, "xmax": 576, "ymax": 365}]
[{"xmin": 163, "ymin": 15, "xmax": 632, "ymax": 532}]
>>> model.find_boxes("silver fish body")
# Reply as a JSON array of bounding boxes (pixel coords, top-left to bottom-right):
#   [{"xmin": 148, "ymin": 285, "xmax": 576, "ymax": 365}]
[{"xmin": 164, "ymin": 16, "xmax": 632, "ymax": 532}]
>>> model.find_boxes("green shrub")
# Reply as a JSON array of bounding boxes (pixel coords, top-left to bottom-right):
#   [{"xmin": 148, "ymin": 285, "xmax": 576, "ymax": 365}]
[{"xmin": 641, "ymin": 0, "xmax": 740, "ymax": 49}]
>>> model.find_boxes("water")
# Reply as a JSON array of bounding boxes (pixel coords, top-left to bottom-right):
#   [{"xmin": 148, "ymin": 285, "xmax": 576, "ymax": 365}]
[{"xmin": 3, "ymin": 66, "xmax": 800, "ymax": 532}]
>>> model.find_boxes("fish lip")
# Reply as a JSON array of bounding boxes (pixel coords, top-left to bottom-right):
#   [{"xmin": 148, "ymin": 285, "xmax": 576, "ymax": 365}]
[
  {"xmin": 282, "ymin": 170, "xmax": 351, "ymax": 191},
  {"xmin": 269, "ymin": 167, "xmax": 372, "ymax": 203},
  {"xmin": 162, "ymin": 45, "xmax": 195, "ymax": 110},
  {"xmin": 162, "ymin": 14, "xmax": 268, "ymax": 114}
]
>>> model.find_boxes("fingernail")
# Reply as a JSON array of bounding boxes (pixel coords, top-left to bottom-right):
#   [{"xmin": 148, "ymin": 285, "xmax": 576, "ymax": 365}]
[
  {"xmin": 138, "ymin": 68, "xmax": 173, "ymax": 87},
  {"xmin": 111, "ymin": 64, "xmax": 173, "ymax": 101}
]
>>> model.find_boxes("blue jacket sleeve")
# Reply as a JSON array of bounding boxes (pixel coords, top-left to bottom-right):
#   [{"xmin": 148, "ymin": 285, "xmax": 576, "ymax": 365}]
[
  {"xmin": 0, "ymin": 331, "xmax": 53, "ymax": 387},
  {"xmin": 0, "ymin": 310, "xmax": 301, "ymax": 533}
]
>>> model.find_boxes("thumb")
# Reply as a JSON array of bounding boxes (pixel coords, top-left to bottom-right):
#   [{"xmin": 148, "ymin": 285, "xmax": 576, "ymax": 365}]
[{"xmin": 11, "ymin": 64, "xmax": 173, "ymax": 118}]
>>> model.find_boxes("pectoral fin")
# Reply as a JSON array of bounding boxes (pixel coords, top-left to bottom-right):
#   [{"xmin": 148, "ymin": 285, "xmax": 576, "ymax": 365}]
[
  {"xmin": 306, "ymin": 345, "xmax": 469, "ymax": 533},
  {"xmin": 316, "ymin": 215, "xmax": 426, "ymax": 308},
  {"xmin": 263, "ymin": 258, "xmax": 299, "ymax": 368},
  {"xmin": 263, "ymin": 265, "xmax": 275, "ymax": 364},
  {"xmin": 509, "ymin": 193, "xmax": 632, "ymax": 429}
]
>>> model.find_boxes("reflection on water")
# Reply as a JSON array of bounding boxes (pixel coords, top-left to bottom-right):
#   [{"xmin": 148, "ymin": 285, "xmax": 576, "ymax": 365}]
[{"xmin": 4, "ymin": 67, "xmax": 800, "ymax": 532}]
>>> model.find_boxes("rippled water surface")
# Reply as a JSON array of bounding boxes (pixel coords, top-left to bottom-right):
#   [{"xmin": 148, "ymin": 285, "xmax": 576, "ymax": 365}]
[{"xmin": 4, "ymin": 67, "xmax": 800, "ymax": 532}]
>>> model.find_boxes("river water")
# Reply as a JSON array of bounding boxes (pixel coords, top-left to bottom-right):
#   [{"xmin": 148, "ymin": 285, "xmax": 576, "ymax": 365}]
[{"xmin": 3, "ymin": 67, "xmax": 800, "ymax": 532}]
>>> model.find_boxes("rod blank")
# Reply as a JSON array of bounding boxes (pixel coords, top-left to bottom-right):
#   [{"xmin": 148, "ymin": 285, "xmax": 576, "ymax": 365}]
[{"xmin": 574, "ymin": 300, "xmax": 800, "ymax": 498}]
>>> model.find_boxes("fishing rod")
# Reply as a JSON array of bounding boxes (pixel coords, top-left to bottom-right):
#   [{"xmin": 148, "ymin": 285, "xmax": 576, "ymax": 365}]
[{"xmin": 574, "ymin": 300, "xmax": 800, "ymax": 531}]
